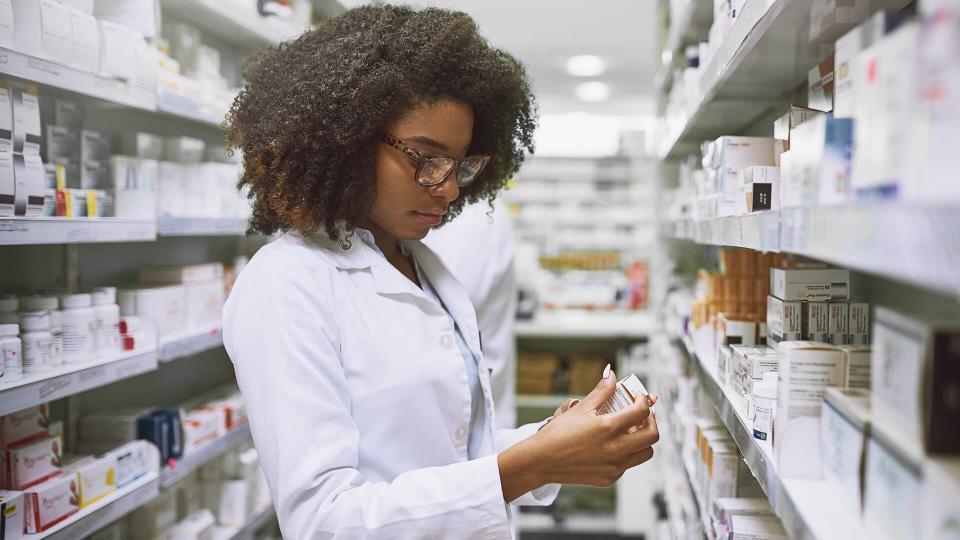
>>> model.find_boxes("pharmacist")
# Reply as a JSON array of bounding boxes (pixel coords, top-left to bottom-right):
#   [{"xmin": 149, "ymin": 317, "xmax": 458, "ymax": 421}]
[{"xmin": 222, "ymin": 6, "xmax": 659, "ymax": 539}]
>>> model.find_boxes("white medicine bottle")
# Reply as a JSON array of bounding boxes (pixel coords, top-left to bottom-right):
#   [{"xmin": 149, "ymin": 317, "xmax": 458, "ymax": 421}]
[
  {"xmin": 91, "ymin": 288, "xmax": 121, "ymax": 356},
  {"xmin": 20, "ymin": 311, "xmax": 53, "ymax": 373},
  {"xmin": 0, "ymin": 323, "xmax": 22, "ymax": 382},
  {"xmin": 61, "ymin": 293, "xmax": 97, "ymax": 363},
  {"xmin": 22, "ymin": 296, "xmax": 64, "ymax": 367},
  {"xmin": 751, "ymin": 373, "xmax": 777, "ymax": 442}
]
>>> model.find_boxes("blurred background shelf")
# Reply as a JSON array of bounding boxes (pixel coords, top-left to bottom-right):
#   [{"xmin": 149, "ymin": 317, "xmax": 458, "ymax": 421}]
[
  {"xmin": 159, "ymin": 328, "xmax": 224, "ymax": 363},
  {"xmin": 0, "ymin": 218, "xmax": 158, "ymax": 246},
  {"xmin": 159, "ymin": 0, "xmax": 305, "ymax": 47},
  {"xmin": 157, "ymin": 217, "xmax": 248, "ymax": 237},
  {"xmin": 40, "ymin": 472, "xmax": 160, "ymax": 540},
  {"xmin": 515, "ymin": 310, "xmax": 655, "ymax": 340},
  {"xmin": 160, "ymin": 424, "xmax": 252, "ymax": 488}
]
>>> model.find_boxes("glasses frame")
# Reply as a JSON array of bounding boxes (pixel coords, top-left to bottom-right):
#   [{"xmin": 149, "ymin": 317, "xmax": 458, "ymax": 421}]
[{"xmin": 381, "ymin": 133, "xmax": 490, "ymax": 188}]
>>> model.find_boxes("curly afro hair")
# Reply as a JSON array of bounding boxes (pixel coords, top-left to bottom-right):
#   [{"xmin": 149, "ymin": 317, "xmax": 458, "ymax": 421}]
[{"xmin": 223, "ymin": 4, "xmax": 537, "ymax": 240}]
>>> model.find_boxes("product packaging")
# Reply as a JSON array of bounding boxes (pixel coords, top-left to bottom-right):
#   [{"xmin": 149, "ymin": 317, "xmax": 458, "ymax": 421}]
[
  {"xmin": 117, "ymin": 132, "xmax": 164, "ymax": 160},
  {"xmin": 739, "ymin": 165, "xmax": 780, "ymax": 211},
  {"xmin": 167, "ymin": 509, "xmax": 216, "ymax": 540},
  {"xmin": 821, "ymin": 387, "xmax": 870, "ymax": 513},
  {"xmin": 840, "ymin": 346, "xmax": 871, "ymax": 389},
  {"xmin": 766, "ymin": 295, "xmax": 802, "ymax": 344},
  {"xmin": 106, "ymin": 440, "xmax": 154, "ymax": 488},
  {"xmin": 773, "ymin": 105, "xmax": 824, "ymax": 147},
  {"xmin": 712, "ymin": 497, "xmax": 773, "ymax": 538},
  {"xmin": 771, "ymin": 267, "xmax": 850, "ymax": 302},
  {"xmin": 118, "ymin": 285, "xmax": 187, "ymax": 341},
  {"xmin": 127, "ymin": 483, "xmax": 178, "ymax": 537},
  {"xmin": 597, "ymin": 374, "xmax": 649, "ymax": 414},
  {"xmin": 180, "ymin": 407, "xmax": 225, "ymax": 455},
  {"xmin": 750, "ymin": 373, "xmax": 777, "ymax": 442},
  {"xmin": 11, "ymin": 0, "xmax": 71, "ymax": 65},
  {"xmin": 98, "ymin": 19, "xmax": 139, "ymax": 81},
  {"xmin": 61, "ymin": 454, "xmax": 116, "ymax": 507},
  {"xmin": 23, "ymin": 472, "xmax": 78, "ymax": 533},
  {"xmin": 68, "ymin": 6, "xmax": 99, "ymax": 72},
  {"xmin": 807, "ymin": 57, "xmax": 834, "ymax": 111},
  {"xmin": 0, "ymin": 489, "xmax": 24, "ymax": 540},
  {"xmin": 848, "ymin": 303, "xmax": 870, "ymax": 345},
  {"xmin": 805, "ymin": 302, "xmax": 829, "ymax": 342},
  {"xmin": 93, "ymin": 0, "xmax": 161, "ymax": 38},
  {"xmin": 828, "ymin": 303, "xmax": 849, "ymax": 345},
  {"xmin": 704, "ymin": 441, "xmax": 738, "ymax": 514},
  {"xmin": 864, "ymin": 426, "xmax": 922, "ymax": 540},
  {"xmin": 729, "ymin": 514, "xmax": 789, "ymax": 540},
  {"xmin": 0, "ymin": 152, "xmax": 14, "ymax": 217},
  {"xmin": 4, "ymin": 434, "xmax": 62, "ymax": 490},
  {"xmin": 0, "ymin": 404, "xmax": 50, "ymax": 448},
  {"xmin": 775, "ymin": 341, "xmax": 845, "ymax": 478}
]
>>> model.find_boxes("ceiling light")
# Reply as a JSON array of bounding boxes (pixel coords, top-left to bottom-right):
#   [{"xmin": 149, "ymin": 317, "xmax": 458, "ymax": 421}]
[
  {"xmin": 566, "ymin": 55, "xmax": 607, "ymax": 77},
  {"xmin": 575, "ymin": 81, "xmax": 611, "ymax": 102}
]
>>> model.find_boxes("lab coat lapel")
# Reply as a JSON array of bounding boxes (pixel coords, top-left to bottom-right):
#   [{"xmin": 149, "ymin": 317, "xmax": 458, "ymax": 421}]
[{"xmin": 315, "ymin": 232, "xmax": 422, "ymax": 298}]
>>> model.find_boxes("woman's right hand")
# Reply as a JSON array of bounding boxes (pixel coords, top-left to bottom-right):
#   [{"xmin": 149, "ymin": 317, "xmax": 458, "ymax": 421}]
[{"xmin": 498, "ymin": 368, "xmax": 659, "ymax": 502}]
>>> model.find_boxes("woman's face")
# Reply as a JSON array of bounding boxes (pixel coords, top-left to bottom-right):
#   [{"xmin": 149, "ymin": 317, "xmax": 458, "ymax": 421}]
[{"xmin": 367, "ymin": 99, "xmax": 474, "ymax": 242}]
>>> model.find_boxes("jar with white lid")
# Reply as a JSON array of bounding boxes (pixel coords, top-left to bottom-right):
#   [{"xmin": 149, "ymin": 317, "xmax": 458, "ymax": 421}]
[
  {"xmin": 20, "ymin": 311, "xmax": 52, "ymax": 373},
  {"xmin": 21, "ymin": 295, "xmax": 64, "ymax": 367},
  {"xmin": 0, "ymin": 295, "xmax": 19, "ymax": 325},
  {"xmin": 751, "ymin": 373, "xmax": 778, "ymax": 442},
  {"xmin": 61, "ymin": 293, "xmax": 96, "ymax": 363},
  {"xmin": 91, "ymin": 291, "xmax": 121, "ymax": 356},
  {"xmin": 0, "ymin": 323, "xmax": 22, "ymax": 382}
]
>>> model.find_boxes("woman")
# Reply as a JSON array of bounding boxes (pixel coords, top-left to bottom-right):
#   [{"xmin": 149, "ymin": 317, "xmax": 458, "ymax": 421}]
[{"xmin": 222, "ymin": 6, "xmax": 659, "ymax": 539}]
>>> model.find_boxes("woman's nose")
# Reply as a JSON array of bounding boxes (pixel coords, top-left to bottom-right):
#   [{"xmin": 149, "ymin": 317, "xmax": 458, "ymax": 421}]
[{"xmin": 429, "ymin": 169, "xmax": 461, "ymax": 203}]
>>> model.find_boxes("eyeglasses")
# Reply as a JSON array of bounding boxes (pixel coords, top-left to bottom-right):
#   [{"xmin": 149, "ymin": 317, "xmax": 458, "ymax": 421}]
[{"xmin": 382, "ymin": 133, "xmax": 491, "ymax": 188}]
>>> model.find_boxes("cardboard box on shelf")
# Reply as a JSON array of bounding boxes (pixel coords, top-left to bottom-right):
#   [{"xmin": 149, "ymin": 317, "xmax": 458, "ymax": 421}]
[
  {"xmin": 11, "ymin": 83, "xmax": 41, "ymax": 157},
  {"xmin": 68, "ymin": 6, "xmax": 99, "ymax": 73},
  {"xmin": 828, "ymin": 302, "xmax": 849, "ymax": 345},
  {"xmin": 98, "ymin": 18, "xmax": 139, "ymax": 81},
  {"xmin": 23, "ymin": 473, "xmax": 79, "ymax": 533},
  {"xmin": 783, "ymin": 114, "xmax": 854, "ymax": 206},
  {"xmin": 820, "ymin": 387, "xmax": 870, "ymax": 513},
  {"xmin": 766, "ymin": 295, "xmax": 802, "ymax": 344},
  {"xmin": 807, "ymin": 57, "xmax": 835, "ymax": 112},
  {"xmin": 4, "ymin": 434, "xmax": 62, "ymax": 490},
  {"xmin": 771, "ymin": 267, "xmax": 850, "ymax": 302},
  {"xmin": 62, "ymin": 454, "xmax": 116, "ymax": 507},
  {"xmin": 11, "ymin": 0, "xmax": 72, "ymax": 66},
  {"xmin": 840, "ymin": 345, "xmax": 871, "ymax": 389},
  {"xmin": 0, "ymin": 489, "xmax": 24, "ymax": 540},
  {"xmin": 773, "ymin": 105, "xmax": 824, "ymax": 146},
  {"xmin": 0, "ymin": 405, "xmax": 50, "ymax": 448},
  {"xmin": 864, "ymin": 425, "xmax": 922, "ymax": 540}
]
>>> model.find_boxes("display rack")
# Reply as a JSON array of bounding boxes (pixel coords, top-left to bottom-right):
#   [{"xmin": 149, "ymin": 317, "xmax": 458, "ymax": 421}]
[
  {"xmin": 653, "ymin": 0, "xmax": 713, "ymax": 93},
  {"xmin": 38, "ymin": 472, "xmax": 160, "ymax": 540},
  {"xmin": 160, "ymin": 424, "xmax": 252, "ymax": 488},
  {"xmin": 226, "ymin": 504, "xmax": 277, "ymax": 540},
  {"xmin": 675, "ymin": 337, "xmax": 869, "ymax": 540},
  {"xmin": 156, "ymin": 89, "xmax": 224, "ymax": 127},
  {"xmin": 157, "ymin": 217, "xmax": 249, "ymax": 237},
  {"xmin": 515, "ymin": 310, "xmax": 654, "ymax": 340},
  {"xmin": 517, "ymin": 513, "xmax": 617, "ymax": 535},
  {"xmin": 0, "ymin": 349, "xmax": 158, "ymax": 416},
  {"xmin": 159, "ymin": 328, "xmax": 224, "ymax": 363},
  {"xmin": 0, "ymin": 218, "xmax": 158, "ymax": 246},
  {"xmin": 160, "ymin": 0, "xmax": 301, "ymax": 47},
  {"xmin": 658, "ymin": 0, "xmax": 826, "ymax": 159}
]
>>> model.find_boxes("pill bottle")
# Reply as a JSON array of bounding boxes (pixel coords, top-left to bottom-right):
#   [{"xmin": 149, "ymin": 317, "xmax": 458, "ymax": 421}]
[
  {"xmin": 92, "ymin": 289, "xmax": 121, "ymax": 356},
  {"xmin": 21, "ymin": 295, "xmax": 64, "ymax": 367},
  {"xmin": 751, "ymin": 373, "xmax": 777, "ymax": 442},
  {"xmin": 61, "ymin": 293, "xmax": 97, "ymax": 363},
  {"xmin": 0, "ymin": 295, "xmax": 19, "ymax": 324},
  {"xmin": 20, "ymin": 311, "xmax": 52, "ymax": 373},
  {"xmin": 0, "ymin": 323, "xmax": 22, "ymax": 382}
]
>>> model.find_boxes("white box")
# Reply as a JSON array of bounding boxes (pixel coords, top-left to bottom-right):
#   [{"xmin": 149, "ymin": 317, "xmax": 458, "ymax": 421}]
[
  {"xmin": 140, "ymin": 263, "xmax": 225, "ymax": 285},
  {"xmin": 11, "ymin": 0, "xmax": 71, "ymax": 65},
  {"xmin": 806, "ymin": 302, "xmax": 829, "ymax": 342},
  {"xmin": 111, "ymin": 155, "xmax": 158, "ymax": 219},
  {"xmin": 848, "ymin": 302, "xmax": 870, "ymax": 345},
  {"xmin": 98, "ymin": 19, "xmax": 139, "ymax": 81},
  {"xmin": 0, "ymin": 0, "xmax": 13, "ymax": 49},
  {"xmin": 828, "ymin": 303, "xmax": 849, "ymax": 345},
  {"xmin": 864, "ymin": 428, "xmax": 922, "ymax": 540},
  {"xmin": 4, "ymin": 434, "xmax": 61, "ymax": 490},
  {"xmin": 118, "ymin": 284, "xmax": 186, "ymax": 341},
  {"xmin": 0, "ymin": 404, "xmax": 50, "ymax": 448},
  {"xmin": 821, "ymin": 387, "xmax": 869, "ymax": 513},
  {"xmin": 771, "ymin": 267, "xmax": 850, "ymax": 302},
  {"xmin": 0, "ymin": 86, "xmax": 11, "ymax": 155},
  {"xmin": 840, "ymin": 345, "xmax": 871, "ymax": 389},
  {"xmin": 62, "ymin": 454, "xmax": 116, "ymax": 507},
  {"xmin": 14, "ymin": 152, "xmax": 45, "ymax": 218},
  {"xmin": 23, "ymin": 473, "xmax": 79, "ymax": 533},
  {"xmin": 872, "ymin": 307, "xmax": 960, "ymax": 454},
  {"xmin": 775, "ymin": 341, "xmax": 844, "ymax": 478},
  {"xmin": 705, "ymin": 441, "xmax": 738, "ymax": 512},
  {"xmin": 740, "ymin": 166, "xmax": 780, "ymax": 211},
  {"xmin": 93, "ymin": 0, "xmax": 160, "ymax": 38},
  {"xmin": 184, "ymin": 280, "xmax": 225, "ymax": 329},
  {"xmin": 766, "ymin": 295, "xmax": 802, "ymax": 344},
  {"xmin": 180, "ymin": 408, "xmax": 225, "ymax": 454},
  {"xmin": 68, "ymin": 7, "xmax": 99, "ymax": 73},
  {"xmin": 729, "ymin": 515, "xmax": 789, "ymax": 540},
  {"xmin": 106, "ymin": 440, "xmax": 154, "ymax": 488},
  {"xmin": 216, "ymin": 479, "xmax": 251, "ymax": 527},
  {"xmin": 0, "ymin": 489, "xmax": 24, "ymax": 540},
  {"xmin": 11, "ymin": 83, "xmax": 41, "ymax": 156}
]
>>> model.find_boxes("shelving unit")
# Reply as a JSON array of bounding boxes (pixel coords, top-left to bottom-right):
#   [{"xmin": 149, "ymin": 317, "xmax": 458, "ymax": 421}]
[
  {"xmin": 0, "ymin": 349, "xmax": 158, "ymax": 416},
  {"xmin": 160, "ymin": 425, "xmax": 253, "ymax": 488},
  {"xmin": 159, "ymin": 328, "xmax": 224, "ymax": 363},
  {"xmin": 674, "ymin": 337, "xmax": 869, "ymax": 540},
  {"xmin": 225, "ymin": 504, "xmax": 277, "ymax": 540},
  {"xmin": 515, "ymin": 310, "xmax": 655, "ymax": 340},
  {"xmin": 653, "ymin": 0, "xmax": 713, "ymax": 93},
  {"xmin": 160, "ymin": 0, "xmax": 303, "ymax": 48},
  {"xmin": 517, "ymin": 513, "xmax": 617, "ymax": 535},
  {"xmin": 38, "ymin": 472, "xmax": 160, "ymax": 540},
  {"xmin": 157, "ymin": 217, "xmax": 249, "ymax": 237},
  {"xmin": 0, "ymin": 218, "xmax": 158, "ymax": 246}
]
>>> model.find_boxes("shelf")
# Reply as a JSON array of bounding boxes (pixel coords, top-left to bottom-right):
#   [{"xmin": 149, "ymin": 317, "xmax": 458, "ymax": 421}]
[
  {"xmin": 156, "ymin": 88, "xmax": 224, "ymax": 127},
  {"xmin": 38, "ymin": 472, "xmax": 159, "ymax": 540},
  {"xmin": 517, "ymin": 513, "xmax": 616, "ymax": 534},
  {"xmin": 516, "ymin": 394, "xmax": 581, "ymax": 410},
  {"xmin": 0, "ymin": 48, "xmax": 156, "ymax": 111},
  {"xmin": 222, "ymin": 504, "xmax": 276, "ymax": 540},
  {"xmin": 160, "ymin": 424, "xmax": 252, "ymax": 488},
  {"xmin": 666, "ymin": 211, "xmax": 780, "ymax": 252},
  {"xmin": 654, "ymin": 0, "xmax": 714, "ymax": 94},
  {"xmin": 157, "ymin": 217, "xmax": 248, "ymax": 237},
  {"xmin": 0, "ymin": 218, "xmax": 157, "ymax": 246},
  {"xmin": 674, "ymin": 337, "xmax": 869, "ymax": 540},
  {"xmin": 0, "ymin": 349, "xmax": 158, "ymax": 416},
  {"xmin": 159, "ymin": 327, "xmax": 224, "ymax": 363},
  {"xmin": 658, "ymin": 0, "xmax": 829, "ymax": 159},
  {"xmin": 515, "ymin": 310, "xmax": 655, "ymax": 340},
  {"xmin": 160, "ymin": 0, "xmax": 303, "ymax": 48}
]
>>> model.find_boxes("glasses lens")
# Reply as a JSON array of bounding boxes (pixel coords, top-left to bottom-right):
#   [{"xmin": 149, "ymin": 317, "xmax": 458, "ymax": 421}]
[
  {"xmin": 456, "ymin": 156, "xmax": 489, "ymax": 187},
  {"xmin": 418, "ymin": 157, "xmax": 457, "ymax": 186}
]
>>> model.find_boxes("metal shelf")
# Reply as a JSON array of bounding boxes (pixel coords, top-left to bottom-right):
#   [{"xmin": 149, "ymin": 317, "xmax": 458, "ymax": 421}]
[
  {"xmin": 39, "ymin": 472, "xmax": 159, "ymax": 540},
  {"xmin": 0, "ymin": 349, "xmax": 158, "ymax": 416},
  {"xmin": 160, "ymin": 0, "xmax": 303, "ymax": 48},
  {"xmin": 160, "ymin": 424, "xmax": 252, "ymax": 488},
  {"xmin": 675, "ymin": 337, "xmax": 869, "ymax": 540},
  {"xmin": 515, "ymin": 310, "xmax": 654, "ymax": 340},
  {"xmin": 159, "ymin": 328, "xmax": 224, "ymax": 363},
  {"xmin": 157, "ymin": 217, "xmax": 248, "ymax": 237},
  {"xmin": 0, "ymin": 218, "xmax": 157, "ymax": 246},
  {"xmin": 658, "ymin": 0, "xmax": 828, "ymax": 159},
  {"xmin": 0, "ymin": 48, "xmax": 156, "ymax": 111}
]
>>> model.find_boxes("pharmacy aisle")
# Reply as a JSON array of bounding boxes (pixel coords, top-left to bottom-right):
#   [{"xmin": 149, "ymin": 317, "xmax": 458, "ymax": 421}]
[
  {"xmin": 653, "ymin": 1, "xmax": 960, "ymax": 539},
  {"xmin": 0, "ymin": 1, "xmax": 336, "ymax": 538}
]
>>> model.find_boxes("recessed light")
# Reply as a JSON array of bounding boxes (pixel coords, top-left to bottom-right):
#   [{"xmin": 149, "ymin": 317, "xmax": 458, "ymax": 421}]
[
  {"xmin": 575, "ymin": 81, "xmax": 611, "ymax": 102},
  {"xmin": 566, "ymin": 55, "xmax": 607, "ymax": 77}
]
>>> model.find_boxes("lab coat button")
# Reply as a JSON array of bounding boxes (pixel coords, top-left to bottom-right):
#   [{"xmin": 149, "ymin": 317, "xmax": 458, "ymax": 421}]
[
  {"xmin": 457, "ymin": 426, "xmax": 467, "ymax": 439},
  {"xmin": 440, "ymin": 334, "xmax": 454, "ymax": 350}
]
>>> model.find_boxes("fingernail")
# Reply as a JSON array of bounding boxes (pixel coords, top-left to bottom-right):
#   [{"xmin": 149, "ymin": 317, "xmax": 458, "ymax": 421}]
[
  {"xmin": 602, "ymin": 363, "xmax": 611, "ymax": 379},
  {"xmin": 570, "ymin": 399, "xmax": 580, "ymax": 408}
]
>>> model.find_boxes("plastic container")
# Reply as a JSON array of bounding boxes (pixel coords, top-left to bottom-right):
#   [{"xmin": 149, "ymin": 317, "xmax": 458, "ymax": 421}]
[
  {"xmin": 0, "ymin": 323, "xmax": 22, "ymax": 382},
  {"xmin": 92, "ymin": 290, "xmax": 121, "ymax": 357},
  {"xmin": 21, "ymin": 296, "xmax": 64, "ymax": 367},
  {"xmin": 20, "ymin": 311, "xmax": 53, "ymax": 373},
  {"xmin": 0, "ymin": 295, "xmax": 19, "ymax": 324},
  {"xmin": 751, "ymin": 373, "xmax": 778, "ymax": 442},
  {"xmin": 61, "ymin": 293, "xmax": 97, "ymax": 363}
]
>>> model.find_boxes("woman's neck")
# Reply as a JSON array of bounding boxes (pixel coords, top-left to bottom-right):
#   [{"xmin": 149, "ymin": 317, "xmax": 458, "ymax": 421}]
[{"xmin": 362, "ymin": 222, "xmax": 402, "ymax": 261}]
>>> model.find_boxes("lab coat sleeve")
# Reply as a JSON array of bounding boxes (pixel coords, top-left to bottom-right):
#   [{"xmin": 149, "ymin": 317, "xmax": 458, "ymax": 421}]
[
  {"xmin": 495, "ymin": 423, "xmax": 562, "ymax": 506},
  {"xmin": 223, "ymin": 256, "xmax": 512, "ymax": 540}
]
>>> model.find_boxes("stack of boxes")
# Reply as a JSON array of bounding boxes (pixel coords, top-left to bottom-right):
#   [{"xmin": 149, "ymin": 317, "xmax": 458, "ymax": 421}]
[
  {"xmin": 699, "ymin": 136, "xmax": 780, "ymax": 218},
  {"xmin": 516, "ymin": 352, "xmax": 560, "ymax": 395}
]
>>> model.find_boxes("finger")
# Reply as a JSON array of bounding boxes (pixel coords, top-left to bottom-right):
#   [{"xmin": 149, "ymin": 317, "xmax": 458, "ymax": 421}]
[
  {"xmin": 580, "ymin": 364, "xmax": 617, "ymax": 410},
  {"xmin": 620, "ymin": 411, "xmax": 660, "ymax": 451},
  {"xmin": 621, "ymin": 446, "xmax": 655, "ymax": 469},
  {"xmin": 569, "ymin": 398, "xmax": 580, "ymax": 408},
  {"xmin": 605, "ymin": 391, "xmax": 652, "ymax": 431},
  {"xmin": 646, "ymin": 394, "xmax": 660, "ymax": 406}
]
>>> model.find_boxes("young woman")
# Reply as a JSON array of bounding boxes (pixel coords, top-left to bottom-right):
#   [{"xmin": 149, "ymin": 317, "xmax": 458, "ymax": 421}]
[{"xmin": 222, "ymin": 6, "xmax": 659, "ymax": 538}]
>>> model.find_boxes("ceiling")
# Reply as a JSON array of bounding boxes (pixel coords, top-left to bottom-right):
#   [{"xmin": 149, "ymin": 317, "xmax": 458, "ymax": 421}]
[{"xmin": 375, "ymin": 0, "xmax": 661, "ymax": 117}]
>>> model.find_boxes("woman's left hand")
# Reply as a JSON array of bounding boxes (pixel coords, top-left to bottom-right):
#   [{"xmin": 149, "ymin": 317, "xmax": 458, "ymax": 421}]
[{"xmin": 553, "ymin": 394, "xmax": 660, "ymax": 418}]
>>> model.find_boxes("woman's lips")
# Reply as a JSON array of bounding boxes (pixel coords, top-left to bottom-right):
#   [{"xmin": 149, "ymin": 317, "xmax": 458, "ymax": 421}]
[{"xmin": 412, "ymin": 211, "xmax": 443, "ymax": 226}]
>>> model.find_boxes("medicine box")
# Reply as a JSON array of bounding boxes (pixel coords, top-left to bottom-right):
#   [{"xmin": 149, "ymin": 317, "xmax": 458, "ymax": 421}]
[
  {"xmin": 11, "ymin": 83, "xmax": 41, "ymax": 157},
  {"xmin": 180, "ymin": 407, "xmax": 225, "ymax": 455},
  {"xmin": 0, "ymin": 151, "xmax": 12, "ymax": 217},
  {"xmin": 766, "ymin": 295, "xmax": 802, "ymax": 343},
  {"xmin": 775, "ymin": 341, "xmax": 844, "ymax": 478},
  {"xmin": 0, "ymin": 404, "xmax": 50, "ymax": 448},
  {"xmin": 62, "ymin": 454, "xmax": 116, "ymax": 507},
  {"xmin": 0, "ymin": 1, "xmax": 12, "ymax": 50},
  {"xmin": 705, "ymin": 441, "xmax": 738, "ymax": 515},
  {"xmin": 69, "ymin": 6, "xmax": 99, "ymax": 73},
  {"xmin": 773, "ymin": 105, "xmax": 823, "ymax": 145},
  {"xmin": 739, "ymin": 166, "xmax": 780, "ymax": 211},
  {"xmin": 807, "ymin": 57, "xmax": 834, "ymax": 112},
  {"xmin": 4, "ymin": 434, "xmax": 62, "ymax": 490},
  {"xmin": 98, "ymin": 19, "xmax": 139, "ymax": 81},
  {"xmin": 872, "ymin": 307, "xmax": 960, "ymax": 454},
  {"xmin": 0, "ymin": 489, "xmax": 24, "ymax": 540},
  {"xmin": 840, "ymin": 346, "xmax": 871, "ymax": 389},
  {"xmin": 0, "ymin": 86, "xmax": 11, "ymax": 155},
  {"xmin": 94, "ymin": 0, "xmax": 161, "ymax": 38},
  {"xmin": 729, "ymin": 515, "xmax": 789, "ymax": 540},
  {"xmin": 821, "ymin": 387, "xmax": 870, "ymax": 513},
  {"xmin": 828, "ymin": 303, "xmax": 849, "ymax": 345},
  {"xmin": 805, "ymin": 302, "xmax": 829, "ymax": 342},
  {"xmin": 118, "ymin": 285, "xmax": 188, "ymax": 341},
  {"xmin": 848, "ymin": 303, "xmax": 869, "ymax": 345},
  {"xmin": 597, "ymin": 374, "xmax": 647, "ymax": 415},
  {"xmin": 771, "ymin": 267, "xmax": 850, "ymax": 302},
  {"xmin": 23, "ymin": 472, "xmax": 79, "ymax": 533},
  {"xmin": 168, "ymin": 509, "xmax": 216, "ymax": 540},
  {"xmin": 864, "ymin": 426, "xmax": 922, "ymax": 540},
  {"xmin": 107, "ymin": 440, "xmax": 154, "ymax": 488},
  {"xmin": 712, "ymin": 497, "xmax": 773, "ymax": 531},
  {"xmin": 11, "ymin": 0, "xmax": 72, "ymax": 66},
  {"xmin": 14, "ymin": 153, "xmax": 45, "ymax": 217}
]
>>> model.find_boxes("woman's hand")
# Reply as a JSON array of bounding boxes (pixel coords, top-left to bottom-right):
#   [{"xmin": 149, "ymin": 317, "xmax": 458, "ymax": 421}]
[{"xmin": 498, "ymin": 368, "xmax": 659, "ymax": 502}]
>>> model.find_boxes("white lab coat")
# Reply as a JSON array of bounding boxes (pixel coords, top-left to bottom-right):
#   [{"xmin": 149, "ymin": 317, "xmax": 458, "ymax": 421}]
[
  {"xmin": 424, "ymin": 200, "xmax": 517, "ymax": 429},
  {"xmin": 223, "ymin": 230, "xmax": 558, "ymax": 539}
]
